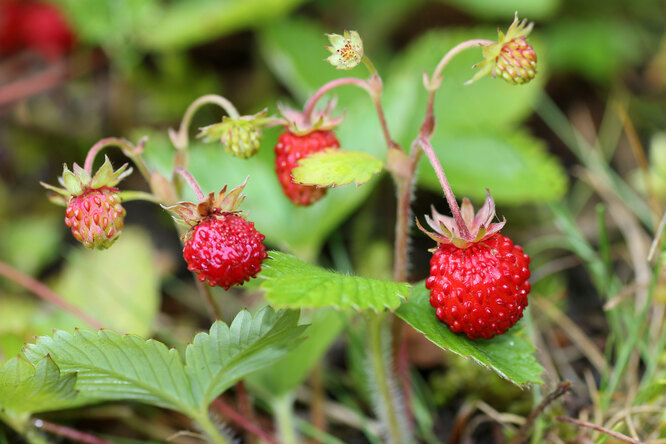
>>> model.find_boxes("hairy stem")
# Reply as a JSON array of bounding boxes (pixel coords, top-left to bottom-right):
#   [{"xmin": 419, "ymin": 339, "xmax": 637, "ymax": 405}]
[
  {"xmin": 367, "ymin": 312, "xmax": 408, "ymax": 444},
  {"xmin": 212, "ymin": 399, "xmax": 279, "ymax": 444},
  {"xmin": 172, "ymin": 94, "xmax": 240, "ymax": 152},
  {"xmin": 195, "ymin": 411, "xmax": 230, "ymax": 444},
  {"xmin": 174, "ymin": 167, "xmax": 206, "ymax": 202},
  {"xmin": 0, "ymin": 261, "xmax": 105, "ymax": 329},
  {"xmin": 417, "ymin": 137, "xmax": 471, "ymax": 240},
  {"xmin": 273, "ymin": 394, "xmax": 299, "ymax": 444}
]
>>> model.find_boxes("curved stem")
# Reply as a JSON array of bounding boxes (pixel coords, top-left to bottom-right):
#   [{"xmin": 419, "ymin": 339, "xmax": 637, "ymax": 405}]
[
  {"xmin": 0, "ymin": 261, "xmax": 106, "ymax": 330},
  {"xmin": 172, "ymin": 94, "xmax": 240, "ymax": 151},
  {"xmin": 421, "ymin": 39, "xmax": 493, "ymax": 138},
  {"xmin": 362, "ymin": 55, "xmax": 377, "ymax": 76},
  {"xmin": 174, "ymin": 167, "xmax": 206, "ymax": 202},
  {"xmin": 83, "ymin": 137, "xmax": 151, "ymax": 182},
  {"xmin": 303, "ymin": 77, "xmax": 372, "ymax": 118},
  {"xmin": 417, "ymin": 137, "xmax": 471, "ymax": 240}
]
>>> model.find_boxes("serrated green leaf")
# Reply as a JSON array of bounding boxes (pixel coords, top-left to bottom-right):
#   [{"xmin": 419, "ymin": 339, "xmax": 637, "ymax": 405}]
[
  {"xmin": 259, "ymin": 252, "xmax": 409, "ymax": 311},
  {"xmin": 22, "ymin": 308, "xmax": 306, "ymax": 413},
  {"xmin": 185, "ymin": 308, "xmax": 307, "ymax": 407},
  {"xmin": 419, "ymin": 129, "xmax": 567, "ymax": 203},
  {"xmin": 0, "ymin": 356, "xmax": 77, "ymax": 417},
  {"xmin": 292, "ymin": 150, "xmax": 383, "ymax": 187},
  {"xmin": 23, "ymin": 329, "xmax": 193, "ymax": 412},
  {"xmin": 396, "ymin": 282, "xmax": 543, "ymax": 387}
]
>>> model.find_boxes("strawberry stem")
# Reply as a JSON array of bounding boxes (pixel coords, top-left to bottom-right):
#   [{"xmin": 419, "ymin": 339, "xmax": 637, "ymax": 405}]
[
  {"xmin": 420, "ymin": 39, "xmax": 493, "ymax": 139},
  {"xmin": 84, "ymin": 137, "xmax": 150, "ymax": 181},
  {"xmin": 303, "ymin": 76, "xmax": 400, "ymax": 151},
  {"xmin": 303, "ymin": 77, "xmax": 371, "ymax": 118},
  {"xmin": 417, "ymin": 137, "xmax": 473, "ymax": 240},
  {"xmin": 174, "ymin": 167, "xmax": 206, "ymax": 202},
  {"xmin": 171, "ymin": 94, "xmax": 240, "ymax": 152}
]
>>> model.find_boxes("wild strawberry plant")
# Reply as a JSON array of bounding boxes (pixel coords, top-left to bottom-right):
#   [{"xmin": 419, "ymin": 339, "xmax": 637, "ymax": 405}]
[{"xmin": 2, "ymin": 13, "xmax": 553, "ymax": 444}]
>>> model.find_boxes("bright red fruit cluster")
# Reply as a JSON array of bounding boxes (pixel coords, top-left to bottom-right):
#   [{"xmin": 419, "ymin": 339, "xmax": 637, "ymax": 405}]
[
  {"xmin": 426, "ymin": 234, "xmax": 530, "ymax": 339},
  {"xmin": 275, "ymin": 130, "xmax": 340, "ymax": 206},
  {"xmin": 0, "ymin": 0, "xmax": 75, "ymax": 60},
  {"xmin": 183, "ymin": 214, "xmax": 267, "ymax": 290}
]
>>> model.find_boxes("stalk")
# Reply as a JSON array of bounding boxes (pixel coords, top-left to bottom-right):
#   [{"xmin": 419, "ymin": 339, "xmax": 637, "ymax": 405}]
[
  {"xmin": 272, "ymin": 394, "xmax": 299, "ymax": 444},
  {"xmin": 194, "ymin": 411, "xmax": 230, "ymax": 444}
]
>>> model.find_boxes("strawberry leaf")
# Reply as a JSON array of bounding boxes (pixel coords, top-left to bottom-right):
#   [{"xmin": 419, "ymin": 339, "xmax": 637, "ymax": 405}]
[
  {"xmin": 0, "ymin": 356, "xmax": 78, "ymax": 418},
  {"xmin": 396, "ymin": 282, "xmax": 543, "ymax": 387},
  {"xmin": 291, "ymin": 150, "xmax": 383, "ymax": 187},
  {"xmin": 22, "ymin": 307, "xmax": 306, "ymax": 414},
  {"xmin": 259, "ymin": 251, "xmax": 409, "ymax": 311}
]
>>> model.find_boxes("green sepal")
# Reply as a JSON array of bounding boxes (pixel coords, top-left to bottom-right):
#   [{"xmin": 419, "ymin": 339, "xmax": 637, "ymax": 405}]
[{"xmin": 61, "ymin": 166, "xmax": 84, "ymax": 196}]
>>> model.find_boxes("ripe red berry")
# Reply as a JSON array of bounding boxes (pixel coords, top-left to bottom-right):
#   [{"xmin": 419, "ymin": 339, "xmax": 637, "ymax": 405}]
[
  {"xmin": 426, "ymin": 234, "xmax": 530, "ymax": 339},
  {"xmin": 275, "ymin": 130, "xmax": 340, "ymax": 206},
  {"xmin": 183, "ymin": 214, "xmax": 267, "ymax": 290},
  {"xmin": 418, "ymin": 190, "xmax": 531, "ymax": 339},
  {"xmin": 0, "ymin": 0, "xmax": 75, "ymax": 61},
  {"xmin": 64, "ymin": 187, "xmax": 125, "ymax": 250}
]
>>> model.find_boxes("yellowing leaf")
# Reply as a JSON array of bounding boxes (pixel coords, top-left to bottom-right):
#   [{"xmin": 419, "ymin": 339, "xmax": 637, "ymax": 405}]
[{"xmin": 291, "ymin": 150, "xmax": 383, "ymax": 187}]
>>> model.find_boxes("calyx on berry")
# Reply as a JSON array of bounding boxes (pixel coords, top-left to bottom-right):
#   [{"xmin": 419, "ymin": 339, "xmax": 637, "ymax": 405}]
[
  {"xmin": 163, "ymin": 180, "xmax": 247, "ymax": 229},
  {"xmin": 467, "ymin": 13, "xmax": 537, "ymax": 85},
  {"xmin": 41, "ymin": 156, "xmax": 132, "ymax": 249},
  {"xmin": 417, "ymin": 189, "xmax": 506, "ymax": 249},
  {"xmin": 325, "ymin": 30, "xmax": 363, "ymax": 70},
  {"xmin": 279, "ymin": 101, "xmax": 343, "ymax": 136},
  {"xmin": 198, "ymin": 109, "xmax": 269, "ymax": 159}
]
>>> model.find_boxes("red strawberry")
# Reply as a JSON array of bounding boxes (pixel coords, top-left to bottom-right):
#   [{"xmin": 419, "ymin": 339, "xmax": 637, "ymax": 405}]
[
  {"xmin": 418, "ymin": 191, "xmax": 530, "ymax": 339},
  {"xmin": 275, "ymin": 130, "xmax": 340, "ymax": 206},
  {"xmin": 164, "ymin": 181, "xmax": 267, "ymax": 290},
  {"xmin": 65, "ymin": 187, "xmax": 126, "ymax": 249},
  {"xmin": 0, "ymin": 0, "xmax": 75, "ymax": 61},
  {"xmin": 183, "ymin": 215, "xmax": 267, "ymax": 290}
]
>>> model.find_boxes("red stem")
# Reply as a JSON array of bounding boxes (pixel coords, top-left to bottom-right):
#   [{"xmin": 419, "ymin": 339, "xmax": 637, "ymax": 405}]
[
  {"xmin": 303, "ymin": 77, "xmax": 371, "ymax": 118},
  {"xmin": 33, "ymin": 419, "xmax": 113, "ymax": 444},
  {"xmin": 83, "ymin": 138, "xmax": 135, "ymax": 175},
  {"xmin": 0, "ymin": 261, "xmax": 106, "ymax": 330},
  {"xmin": 174, "ymin": 167, "xmax": 205, "ymax": 202},
  {"xmin": 554, "ymin": 417, "xmax": 642, "ymax": 444},
  {"xmin": 417, "ymin": 137, "xmax": 471, "ymax": 240},
  {"xmin": 212, "ymin": 398, "xmax": 279, "ymax": 444}
]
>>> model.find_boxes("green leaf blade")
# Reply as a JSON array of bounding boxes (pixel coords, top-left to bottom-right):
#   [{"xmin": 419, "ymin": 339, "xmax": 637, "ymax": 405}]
[
  {"xmin": 396, "ymin": 282, "xmax": 543, "ymax": 387},
  {"xmin": 292, "ymin": 150, "xmax": 383, "ymax": 187},
  {"xmin": 259, "ymin": 252, "xmax": 409, "ymax": 311},
  {"xmin": 185, "ymin": 307, "xmax": 307, "ymax": 409},
  {"xmin": 23, "ymin": 329, "xmax": 194, "ymax": 412},
  {"xmin": 0, "ymin": 356, "xmax": 77, "ymax": 416}
]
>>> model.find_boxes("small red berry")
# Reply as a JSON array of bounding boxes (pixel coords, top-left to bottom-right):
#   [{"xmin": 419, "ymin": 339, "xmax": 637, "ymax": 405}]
[
  {"xmin": 183, "ymin": 214, "xmax": 267, "ymax": 290},
  {"xmin": 426, "ymin": 234, "xmax": 530, "ymax": 339},
  {"xmin": 64, "ymin": 187, "xmax": 125, "ymax": 250},
  {"xmin": 275, "ymin": 130, "xmax": 340, "ymax": 206},
  {"xmin": 417, "ymin": 190, "xmax": 531, "ymax": 339}
]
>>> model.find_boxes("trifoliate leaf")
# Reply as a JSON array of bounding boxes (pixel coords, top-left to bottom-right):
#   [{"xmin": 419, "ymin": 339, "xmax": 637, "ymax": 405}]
[
  {"xmin": 396, "ymin": 282, "xmax": 543, "ymax": 387},
  {"xmin": 259, "ymin": 251, "xmax": 409, "ymax": 311},
  {"xmin": 22, "ymin": 307, "xmax": 306, "ymax": 413},
  {"xmin": 291, "ymin": 150, "xmax": 383, "ymax": 187}
]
